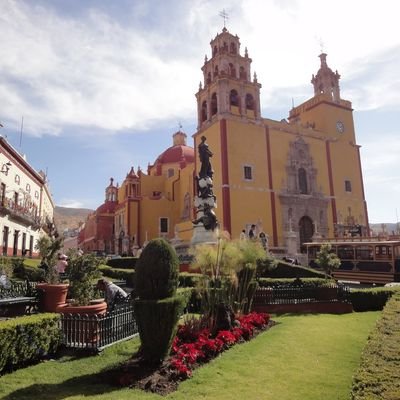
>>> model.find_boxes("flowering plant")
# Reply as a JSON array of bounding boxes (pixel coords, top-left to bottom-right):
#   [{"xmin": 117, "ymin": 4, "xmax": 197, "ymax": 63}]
[{"xmin": 168, "ymin": 312, "xmax": 271, "ymax": 379}]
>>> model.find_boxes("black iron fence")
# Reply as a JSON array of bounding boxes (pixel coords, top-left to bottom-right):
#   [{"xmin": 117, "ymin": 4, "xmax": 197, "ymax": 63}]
[
  {"xmin": 253, "ymin": 285, "xmax": 351, "ymax": 306},
  {"xmin": 59, "ymin": 301, "xmax": 138, "ymax": 351},
  {"xmin": 0, "ymin": 280, "xmax": 37, "ymax": 299}
]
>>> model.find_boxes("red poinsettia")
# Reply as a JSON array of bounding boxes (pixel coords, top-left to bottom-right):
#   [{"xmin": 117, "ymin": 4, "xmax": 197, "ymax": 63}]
[{"xmin": 168, "ymin": 312, "xmax": 271, "ymax": 380}]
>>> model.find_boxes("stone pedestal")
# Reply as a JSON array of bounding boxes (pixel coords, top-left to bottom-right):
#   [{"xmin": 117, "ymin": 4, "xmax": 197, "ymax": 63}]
[
  {"xmin": 191, "ymin": 224, "xmax": 219, "ymax": 246},
  {"xmin": 285, "ymin": 230, "xmax": 298, "ymax": 256}
]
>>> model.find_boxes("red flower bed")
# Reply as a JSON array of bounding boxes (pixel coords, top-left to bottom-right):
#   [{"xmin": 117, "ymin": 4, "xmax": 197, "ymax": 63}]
[{"xmin": 169, "ymin": 312, "xmax": 271, "ymax": 380}]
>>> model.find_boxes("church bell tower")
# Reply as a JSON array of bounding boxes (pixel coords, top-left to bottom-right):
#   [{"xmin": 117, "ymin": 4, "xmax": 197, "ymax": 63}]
[{"xmin": 195, "ymin": 27, "xmax": 262, "ymax": 129}]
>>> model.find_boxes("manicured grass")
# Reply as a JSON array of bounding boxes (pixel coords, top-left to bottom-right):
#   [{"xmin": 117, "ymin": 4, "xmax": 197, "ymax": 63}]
[{"xmin": 0, "ymin": 312, "xmax": 379, "ymax": 400}]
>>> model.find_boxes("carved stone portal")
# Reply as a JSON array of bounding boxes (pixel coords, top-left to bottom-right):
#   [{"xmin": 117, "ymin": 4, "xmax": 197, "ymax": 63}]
[{"xmin": 279, "ymin": 136, "xmax": 329, "ymax": 253}]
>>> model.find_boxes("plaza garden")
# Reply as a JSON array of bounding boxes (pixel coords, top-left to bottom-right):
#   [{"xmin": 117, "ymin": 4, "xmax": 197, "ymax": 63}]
[{"xmin": 0, "ymin": 237, "xmax": 399, "ymax": 400}]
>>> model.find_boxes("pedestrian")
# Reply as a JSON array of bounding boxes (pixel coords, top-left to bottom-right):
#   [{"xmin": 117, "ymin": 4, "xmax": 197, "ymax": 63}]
[
  {"xmin": 259, "ymin": 232, "xmax": 268, "ymax": 250},
  {"xmin": 248, "ymin": 224, "xmax": 256, "ymax": 239},
  {"xmin": 96, "ymin": 278, "xmax": 128, "ymax": 308},
  {"xmin": 239, "ymin": 229, "xmax": 247, "ymax": 240},
  {"xmin": 56, "ymin": 254, "xmax": 68, "ymax": 274}
]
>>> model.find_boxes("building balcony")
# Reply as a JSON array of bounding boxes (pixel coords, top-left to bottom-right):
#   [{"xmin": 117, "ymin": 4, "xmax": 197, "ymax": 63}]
[{"xmin": 0, "ymin": 198, "xmax": 42, "ymax": 229}]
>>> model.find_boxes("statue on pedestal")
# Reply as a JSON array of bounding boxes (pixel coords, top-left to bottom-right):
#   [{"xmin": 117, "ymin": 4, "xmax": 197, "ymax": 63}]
[{"xmin": 192, "ymin": 136, "xmax": 218, "ymax": 236}]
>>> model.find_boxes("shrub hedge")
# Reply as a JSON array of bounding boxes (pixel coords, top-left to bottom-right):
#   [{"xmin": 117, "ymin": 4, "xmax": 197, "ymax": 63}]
[
  {"xmin": 13, "ymin": 261, "xmax": 45, "ymax": 282},
  {"xmin": 0, "ymin": 313, "xmax": 61, "ymax": 374},
  {"xmin": 178, "ymin": 272, "xmax": 202, "ymax": 288},
  {"xmin": 106, "ymin": 257, "xmax": 137, "ymax": 269},
  {"xmin": 258, "ymin": 277, "xmax": 335, "ymax": 288},
  {"xmin": 262, "ymin": 261, "xmax": 326, "ymax": 279},
  {"xmin": 351, "ymin": 292, "xmax": 400, "ymax": 399},
  {"xmin": 98, "ymin": 265, "xmax": 135, "ymax": 287},
  {"xmin": 350, "ymin": 287, "xmax": 400, "ymax": 312}
]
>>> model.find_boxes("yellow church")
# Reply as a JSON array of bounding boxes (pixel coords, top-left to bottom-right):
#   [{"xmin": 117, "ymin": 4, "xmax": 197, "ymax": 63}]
[{"xmin": 79, "ymin": 26, "xmax": 368, "ymax": 256}]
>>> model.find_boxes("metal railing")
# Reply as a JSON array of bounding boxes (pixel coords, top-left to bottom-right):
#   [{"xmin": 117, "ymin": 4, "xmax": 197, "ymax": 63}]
[
  {"xmin": 0, "ymin": 280, "xmax": 38, "ymax": 299},
  {"xmin": 59, "ymin": 301, "xmax": 138, "ymax": 351},
  {"xmin": 252, "ymin": 285, "xmax": 351, "ymax": 306}
]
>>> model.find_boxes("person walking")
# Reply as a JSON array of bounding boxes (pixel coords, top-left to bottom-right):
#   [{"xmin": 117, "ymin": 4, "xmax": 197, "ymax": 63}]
[{"xmin": 248, "ymin": 224, "xmax": 256, "ymax": 239}]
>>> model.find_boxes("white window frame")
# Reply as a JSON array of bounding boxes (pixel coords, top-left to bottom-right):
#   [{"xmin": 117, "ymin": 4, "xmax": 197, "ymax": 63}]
[{"xmin": 243, "ymin": 164, "xmax": 253, "ymax": 181}]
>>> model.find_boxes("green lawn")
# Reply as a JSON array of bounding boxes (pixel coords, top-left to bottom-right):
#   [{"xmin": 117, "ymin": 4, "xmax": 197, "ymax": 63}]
[{"xmin": 0, "ymin": 312, "xmax": 379, "ymax": 400}]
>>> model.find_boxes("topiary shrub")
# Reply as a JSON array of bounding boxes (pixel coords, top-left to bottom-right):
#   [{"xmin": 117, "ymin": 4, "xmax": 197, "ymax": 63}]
[
  {"xmin": 134, "ymin": 239, "xmax": 184, "ymax": 364},
  {"xmin": 135, "ymin": 239, "xmax": 179, "ymax": 300}
]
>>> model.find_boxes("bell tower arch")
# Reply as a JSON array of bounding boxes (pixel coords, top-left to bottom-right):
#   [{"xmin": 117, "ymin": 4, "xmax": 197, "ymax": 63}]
[{"xmin": 195, "ymin": 28, "xmax": 262, "ymax": 129}]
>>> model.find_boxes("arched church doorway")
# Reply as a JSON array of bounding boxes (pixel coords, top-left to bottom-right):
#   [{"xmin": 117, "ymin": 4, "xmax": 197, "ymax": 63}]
[{"xmin": 299, "ymin": 216, "xmax": 314, "ymax": 252}]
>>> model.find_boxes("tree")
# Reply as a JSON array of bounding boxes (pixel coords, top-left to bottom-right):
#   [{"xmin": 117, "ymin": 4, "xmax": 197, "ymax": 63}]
[{"xmin": 315, "ymin": 243, "xmax": 341, "ymax": 276}]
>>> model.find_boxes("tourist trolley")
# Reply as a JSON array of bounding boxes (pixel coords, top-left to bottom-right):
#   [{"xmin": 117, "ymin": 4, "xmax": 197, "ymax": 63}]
[{"xmin": 304, "ymin": 238, "xmax": 400, "ymax": 284}]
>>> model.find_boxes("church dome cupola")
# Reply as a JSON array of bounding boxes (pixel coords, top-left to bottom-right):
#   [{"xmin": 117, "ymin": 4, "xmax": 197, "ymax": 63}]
[
  {"xmin": 105, "ymin": 177, "xmax": 118, "ymax": 203},
  {"xmin": 195, "ymin": 27, "xmax": 262, "ymax": 129},
  {"xmin": 311, "ymin": 53, "xmax": 341, "ymax": 102}
]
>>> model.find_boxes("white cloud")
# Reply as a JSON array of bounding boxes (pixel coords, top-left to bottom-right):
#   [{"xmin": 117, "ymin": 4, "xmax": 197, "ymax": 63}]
[
  {"xmin": 1, "ymin": 0, "xmax": 400, "ymax": 137},
  {"xmin": 58, "ymin": 199, "xmax": 86, "ymax": 209}
]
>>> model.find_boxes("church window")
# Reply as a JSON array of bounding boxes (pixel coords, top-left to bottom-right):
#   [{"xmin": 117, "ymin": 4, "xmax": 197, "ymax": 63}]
[
  {"xmin": 230, "ymin": 42, "xmax": 236, "ymax": 54},
  {"xmin": 345, "ymin": 180, "xmax": 352, "ymax": 192},
  {"xmin": 223, "ymin": 42, "xmax": 228, "ymax": 51},
  {"xmin": 230, "ymin": 89, "xmax": 239, "ymax": 106},
  {"xmin": 167, "ymin": 168, "xmax": 174, "ymax": 178},
  {"xmin": 214, "ymin": 66, "xmax": 219, "ymax": 78},
  {"xmin": 160, "ymin": 217, "xmax": 169, "ymax": 234},
  {"xmin": 245, "ymin": 93, "xmax": 254, "ymax": 110},
  {"xmin": 15, "ymin": 175, "xmax": 20, "ymax": 185},
  {"xmin": 298, "ymin": 168, "xmax": 308, "ymax": 194},
  {"xmin": 26, "ymin": 183, "xmax": 31, "ymax": 193},
  {"xmin": 239, "ymin": 66, "xmax": 246, "ymax": 80},
  {"xmin": 243, "ymin": 165, "xmax": 253, "ymax": 180},
  {"xmin": 201, "ymin": 101, "xmax": 207, "ymax": 122},
  {"xmin": 211, "ymin": 93, "xmax": 218, "ymax": 115},
  {"xmin": 229, "ymin": 63, "xmax": 236, "ymax": 78},
  {"xmin": 213, "ymin": 45, "xmax": 218, "ymax": 56},
  {"xmin": 206, "ymin": 72, "xmax": 211, "ymax": 84}
]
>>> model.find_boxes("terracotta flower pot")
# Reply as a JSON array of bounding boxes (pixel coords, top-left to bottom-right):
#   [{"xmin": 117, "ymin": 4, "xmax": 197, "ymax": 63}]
[
  {"xmin": 56, "ymin": 301, "xmax": 107, "ymax": 315},
  {"xmin": 36, "ymin": 283, "xmax": 69, "ymax": 312}
]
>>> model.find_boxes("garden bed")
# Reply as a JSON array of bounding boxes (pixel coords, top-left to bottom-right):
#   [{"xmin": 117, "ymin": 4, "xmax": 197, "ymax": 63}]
[{"xmin": 104, "ymin": 312, "xmax": 275, "ymax": 395}]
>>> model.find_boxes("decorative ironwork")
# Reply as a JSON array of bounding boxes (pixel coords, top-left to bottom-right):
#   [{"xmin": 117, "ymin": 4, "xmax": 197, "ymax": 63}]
[{"xmin": 59, "ymin": 300, "xmax": 138, "ymax": 351}]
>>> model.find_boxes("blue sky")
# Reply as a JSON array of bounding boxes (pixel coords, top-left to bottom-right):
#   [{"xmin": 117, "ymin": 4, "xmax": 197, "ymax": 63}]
[{"xmin": 0, "ymin": 0, "xmax": 399, "ymax": 223}]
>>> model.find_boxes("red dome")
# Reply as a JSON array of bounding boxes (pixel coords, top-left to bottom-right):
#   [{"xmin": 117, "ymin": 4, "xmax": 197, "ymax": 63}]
[
  {"xmin": 154, "ymin": 145, "xmax": 194, "ymax": 165},
  {"xmin": 96, "ymin": 201, "xmax": 117, "ymax": 214}
]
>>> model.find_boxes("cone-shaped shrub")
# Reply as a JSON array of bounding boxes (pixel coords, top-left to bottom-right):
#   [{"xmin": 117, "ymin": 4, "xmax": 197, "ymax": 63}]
[
  {"xmin": 134, "ymin": 238, "xmax": 184, "ymax": 364},
  {"xmin": 135, "ymin": 238, "xmax": 179, "ymax": 300}
]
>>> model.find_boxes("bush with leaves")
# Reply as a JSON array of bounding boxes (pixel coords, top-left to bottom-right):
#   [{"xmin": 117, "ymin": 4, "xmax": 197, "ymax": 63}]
[
  {"xmin": 315, "ymin": 243, "xmax": 341, "ymax": 276},
  {"xmin": 65, "ymin": 254, "xmax": 102, "ymax": 306},
  {"xmin": 134, "ymin": 238, "xmax": 184, "ymax": 364},
  {"xmin": 35, "ymin": 236, "xmax": 63, "ymax": 284}
]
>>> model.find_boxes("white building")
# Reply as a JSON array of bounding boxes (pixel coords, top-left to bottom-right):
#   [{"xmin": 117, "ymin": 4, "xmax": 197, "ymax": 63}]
[{"xmin": 0, "ymin": 135, "xmax": 55, "ymax": 257}]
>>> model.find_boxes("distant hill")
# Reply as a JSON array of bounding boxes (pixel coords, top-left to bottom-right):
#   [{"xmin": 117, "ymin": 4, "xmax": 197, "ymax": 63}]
[
  {"xmin": 54, "ymin": 206, "xmax": 93, "ymax": 233},
  {"xmin": 370, "ymin": 223, "xmax": 399, "ymax": 236}
]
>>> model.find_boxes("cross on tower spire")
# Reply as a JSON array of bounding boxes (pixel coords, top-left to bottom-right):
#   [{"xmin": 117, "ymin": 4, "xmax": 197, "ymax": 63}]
[{"xmin": 219, "ymin": 9, "xmax": 229, "ymax": 28}]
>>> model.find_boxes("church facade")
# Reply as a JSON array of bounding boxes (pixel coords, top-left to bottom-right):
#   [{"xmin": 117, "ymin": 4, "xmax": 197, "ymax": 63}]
[{"xmin": 78, "ymin": 27, "xmax": 368, "ymax": 255}]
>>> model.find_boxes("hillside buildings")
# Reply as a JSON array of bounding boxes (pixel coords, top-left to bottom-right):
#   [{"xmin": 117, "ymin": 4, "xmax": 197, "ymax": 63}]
[
  {"xmin": 0, "ymin": 135, "xmax": 55, "ymax": 257},
  {"xmin": 78, "ymin": 27, "xmax": 368, "ymax": 256}
]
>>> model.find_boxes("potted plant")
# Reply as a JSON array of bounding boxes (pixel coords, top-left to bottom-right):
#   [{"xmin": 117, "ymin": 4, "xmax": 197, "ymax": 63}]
[
  {"xmin": 56, "ymin": 253, "xmax": 106, "ymax": 314},
  {"xmin": 35, "ymin": 235, "xmax": 70, "ymax": 312},
  {"xmin": 56, "ymin": 253, "xmax": 107, "ymax": 346}
]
